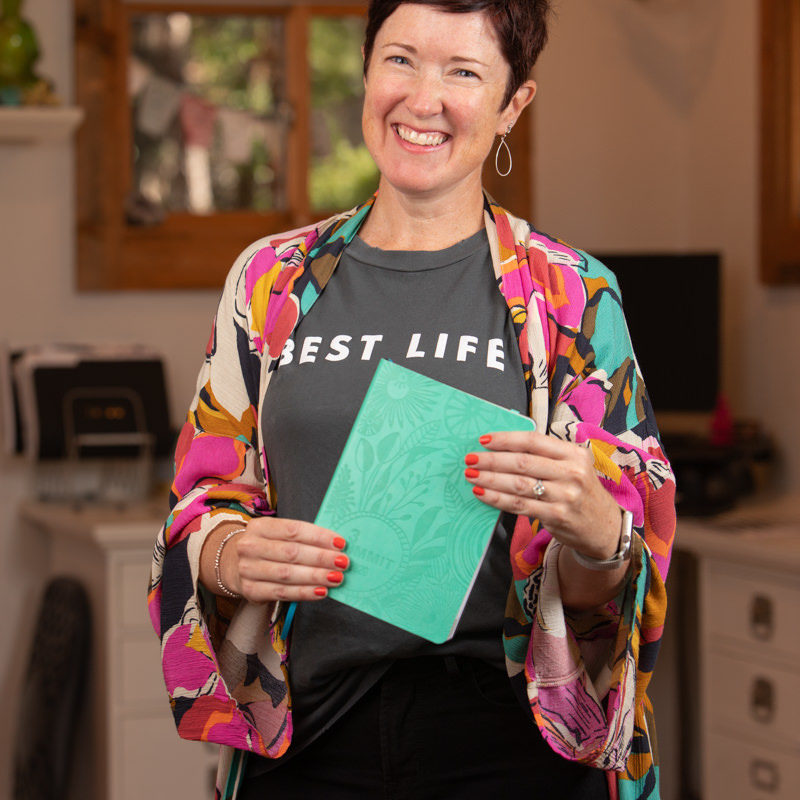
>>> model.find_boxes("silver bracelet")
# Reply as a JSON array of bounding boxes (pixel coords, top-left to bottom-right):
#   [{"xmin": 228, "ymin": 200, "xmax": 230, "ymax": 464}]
[
  {"xmin": 570, "ymin": 509, "xmax": 633, "ymax": 571},
  {"xmin": 214, "ymin": 528, "xmax": 246, "ymax": 598}
]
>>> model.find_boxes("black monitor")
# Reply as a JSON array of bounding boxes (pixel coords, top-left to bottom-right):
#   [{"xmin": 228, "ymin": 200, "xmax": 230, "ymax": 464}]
[{"xmin": 595, "ymin": 253, "xmax": 720, "ymax": 413}]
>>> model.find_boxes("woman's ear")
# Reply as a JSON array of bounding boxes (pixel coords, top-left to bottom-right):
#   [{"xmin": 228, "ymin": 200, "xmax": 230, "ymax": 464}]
[{"xmin": 499, "ymin": 79, "xmax": 537, "ymax": 135}]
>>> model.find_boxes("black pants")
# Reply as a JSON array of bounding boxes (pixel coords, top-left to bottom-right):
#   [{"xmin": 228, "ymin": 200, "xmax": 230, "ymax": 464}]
[{"xmin": 239, "ymin": 656, "xmax": 609, "ymax": 800}]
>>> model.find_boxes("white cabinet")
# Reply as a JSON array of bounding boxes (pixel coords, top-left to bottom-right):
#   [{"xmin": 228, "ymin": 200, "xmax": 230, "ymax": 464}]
[
  {"xmin": 22, "ymin": 501, "xmax": 218, "ymax": 800},
  {"xmin": 679, "ymin": 511, "xmax": 800, "ymax": 800}
]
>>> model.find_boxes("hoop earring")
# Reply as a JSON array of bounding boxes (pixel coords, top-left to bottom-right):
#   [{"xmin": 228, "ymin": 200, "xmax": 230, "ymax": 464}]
[{"xmin": 495, "ymin": 125, "xmax": 513, "ymax": 177}]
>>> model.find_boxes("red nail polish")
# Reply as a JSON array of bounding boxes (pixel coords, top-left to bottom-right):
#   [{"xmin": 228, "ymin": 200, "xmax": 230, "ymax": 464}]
[
  {"xmin": 327, "ymin": 570, "xmax": 344, "ymax": 584},
  {"xmin": 465, "ymin": 453, "xmax": 479, "ymax": 466},
  {"xmin": 472, "ymin": 486, "xmax": 485, "ymax": 497},
  {"xmin": 479, "ymin": 435, "xmax": 492, "ymax": 445},
  {"xmin": 465, "ymin": 468, "xmax": 480, "ymax": 479},
  {"xmin": 314, "ymin": 587, "xmax": 328, "ymax": 597},
  {"xmin": 333, "ymin": 536, "xmax": 346, "ymax": 550},
  {"xmin": 334, "ymin": 555, "xmax": 349, "ymax": 569}
]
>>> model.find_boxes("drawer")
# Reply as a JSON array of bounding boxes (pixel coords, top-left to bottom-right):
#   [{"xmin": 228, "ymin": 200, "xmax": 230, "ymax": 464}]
[
  {"xmin": 704, "ymin": 561, "xmax": 800, "ymax": 661},
  {"xmin": 115, "ymin": 551, "xmax": 156, "ymax": 631},
  {"xmin": 115, "ymin": 711, "xmax": 218, "ymax": 800},
  {"xmin": 705, "ymin": 733, "xmax": 800, "ymax": 800},
  {"xmin": 118, "ymin": 634, "xmax": 168, "ymax": 707},
  {"xmin": 707, "ymin": 651, "xmax": 800, "ymax": 747}
]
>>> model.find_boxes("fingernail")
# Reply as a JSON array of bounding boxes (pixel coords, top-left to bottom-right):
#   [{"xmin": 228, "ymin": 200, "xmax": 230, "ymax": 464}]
[
  {"xmin": 334, "ymin": 554, "xmax": 349, "ymax": 569},
  {"xmin": 327, "ymin": 570, "xmax": 344, "ymax": 584},
  {"xmin": 464, "ymin": 468, "xmax": 480, "ymax": 479},
  {"xmin": 333, "ymin": 536, "xmax": 346, "ymax": 550},
  {"xmin": 479, "ymin": 435, "xmax": 492, "ymax": 445},
  {"xmin": 465, "ymin": 453, "xmax": 479, "ymax": 466},
  {"xmin": 314, "ymin": 587, "xmax": 328, "ymax": 597},
  {"xmin": 472, "ymin": 486, "xmax": 485, "ymax": 497}
]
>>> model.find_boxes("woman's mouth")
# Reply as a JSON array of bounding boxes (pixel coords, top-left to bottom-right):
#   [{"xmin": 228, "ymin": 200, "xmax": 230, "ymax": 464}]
[{"xmin": 393, "ymin": 124, "xmax": 449, "ymax": 147}]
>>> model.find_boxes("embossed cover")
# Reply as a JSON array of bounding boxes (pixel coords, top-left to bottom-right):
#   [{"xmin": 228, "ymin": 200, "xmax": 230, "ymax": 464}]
[{"xmin": 319, "ymin": 359, "xmax": 536, "ymax": 643}]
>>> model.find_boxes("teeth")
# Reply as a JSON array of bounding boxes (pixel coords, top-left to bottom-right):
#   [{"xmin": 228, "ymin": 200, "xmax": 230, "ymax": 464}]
[{"xmin": 396, "ymin": 125, "xmax": 447, "ymax": 147}]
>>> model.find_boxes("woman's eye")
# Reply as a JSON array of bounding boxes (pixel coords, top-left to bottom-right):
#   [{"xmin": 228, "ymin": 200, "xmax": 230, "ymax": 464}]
[
  {"xmin": 455, "ymin": 69, "xmax": 478, "ymax": 79},
  {"xmin": 388, "ymin": 55, "xmax": 410, "ymax": 66}
]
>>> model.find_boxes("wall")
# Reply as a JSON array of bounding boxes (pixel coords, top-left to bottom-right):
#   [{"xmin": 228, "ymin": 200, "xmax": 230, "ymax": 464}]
[
  {"xmin": 535, "ymin": 0, "xmax": 690, "ymax": 250},
  {"xmin": 535, "ymin": 0, "xmax": 800, "ymax": 491},
  {"xmin": 2, "ymin": 0, "xmax": 799, "ymax": 798},
  {"xmin": 682, "ymin": 0, "xmax": 800, "ymax": 480}
]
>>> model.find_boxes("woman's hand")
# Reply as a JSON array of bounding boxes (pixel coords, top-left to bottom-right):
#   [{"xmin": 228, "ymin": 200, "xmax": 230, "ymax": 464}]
[
  {"xmin": 464, "ymin": 430, "xmax": 629, "ymax": 610},
  {"xmin": 200, "ymin": 518, "xmax": 349, "ymax": 604},
  {"xmin": 464, "ymin": 430, "xmax": 621, "ymax": 557}
]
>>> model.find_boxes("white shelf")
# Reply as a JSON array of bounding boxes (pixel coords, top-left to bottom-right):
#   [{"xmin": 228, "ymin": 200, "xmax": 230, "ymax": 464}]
[{"xmin": 0, "ymin": 106, "xmax": 84, "ymax": 143}]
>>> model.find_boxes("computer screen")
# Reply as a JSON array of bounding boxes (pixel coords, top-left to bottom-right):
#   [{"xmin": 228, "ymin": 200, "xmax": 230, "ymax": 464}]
[{"xmin": 595, "ymin": 253, "xmax": 720, "ymax": 413}]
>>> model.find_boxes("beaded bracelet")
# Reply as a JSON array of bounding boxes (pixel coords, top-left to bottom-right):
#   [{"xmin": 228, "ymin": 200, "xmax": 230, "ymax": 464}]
[{"xmin": 214, "ymin": 528, "xmax": 246, "ymax": 598}]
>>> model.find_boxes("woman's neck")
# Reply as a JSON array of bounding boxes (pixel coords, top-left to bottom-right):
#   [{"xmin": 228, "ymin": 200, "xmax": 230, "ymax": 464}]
[{"xmin": 358, "ymin": 180, "xmax": 485, "ymax": 251}]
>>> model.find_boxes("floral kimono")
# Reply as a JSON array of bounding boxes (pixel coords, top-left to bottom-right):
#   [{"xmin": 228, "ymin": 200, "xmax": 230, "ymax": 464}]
[{"xmin": 148, "ymin": 194, "xmax": 675, "ymax": 800}]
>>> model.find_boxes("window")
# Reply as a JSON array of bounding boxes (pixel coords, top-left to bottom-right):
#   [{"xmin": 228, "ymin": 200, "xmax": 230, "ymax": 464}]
[
  {"xmin": 128, "ymin": 13, "xmax": 293, "ymax": 216},
  {"xmin": 761, "ymin": 0, "xmax": 800, "ymax": 284},
  {"xmin": 75, "ymin": 0, "xmax": 532, "ymax": 290}
]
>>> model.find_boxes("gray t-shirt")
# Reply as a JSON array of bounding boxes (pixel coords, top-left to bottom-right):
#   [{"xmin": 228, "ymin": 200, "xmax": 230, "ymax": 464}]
[{"xmin": 257, "ymin": 229, "xmax": 528, "ymax": 766}]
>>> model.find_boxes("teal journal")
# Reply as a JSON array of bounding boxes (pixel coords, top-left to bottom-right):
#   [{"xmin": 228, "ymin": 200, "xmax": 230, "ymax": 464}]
[{"xmin": 317, "ymin": 359, "xmax": 536, "ymax": 644}]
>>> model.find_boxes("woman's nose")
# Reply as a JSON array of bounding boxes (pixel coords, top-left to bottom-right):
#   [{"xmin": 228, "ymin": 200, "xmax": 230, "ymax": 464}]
[{"xmin": 405, "ymin": 74, "xmax": 444, "ymax": 118}]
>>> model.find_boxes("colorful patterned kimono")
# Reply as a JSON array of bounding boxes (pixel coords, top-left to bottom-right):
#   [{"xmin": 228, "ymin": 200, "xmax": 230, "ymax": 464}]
[{"xmin": 148, "ymin": 195, "xmax": 675, "ymax": 800}]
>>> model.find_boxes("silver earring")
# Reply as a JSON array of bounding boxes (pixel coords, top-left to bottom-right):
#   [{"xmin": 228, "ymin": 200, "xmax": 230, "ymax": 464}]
[{"xmin": 495, "ymin": 124, "xmax": 513, "ymax": 177}]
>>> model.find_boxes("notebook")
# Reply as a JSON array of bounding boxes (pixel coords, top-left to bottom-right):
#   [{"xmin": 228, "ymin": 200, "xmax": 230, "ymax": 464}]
[{"xmin": 318, "ymin": 359, "xmax": 535, "ymax": 643}]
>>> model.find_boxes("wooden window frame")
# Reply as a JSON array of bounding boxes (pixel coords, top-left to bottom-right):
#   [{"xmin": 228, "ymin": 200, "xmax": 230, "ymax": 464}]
[
  {"xmin": 75, "ymin": 0, "xmax": 533, "ymax": 290},
  {"xmin": 760, "ymin": 0, "xmax": 800, "ymax": 284}
]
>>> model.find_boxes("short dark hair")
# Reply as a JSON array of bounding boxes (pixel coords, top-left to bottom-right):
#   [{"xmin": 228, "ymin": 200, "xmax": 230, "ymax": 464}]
[{"xmin": 363, "ymin": 0, "xmax": 551, "ymax": 109}]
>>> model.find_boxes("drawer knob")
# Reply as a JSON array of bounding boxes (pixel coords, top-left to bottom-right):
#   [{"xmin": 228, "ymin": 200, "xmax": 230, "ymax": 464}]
[
  {"xmin": 749, "ymin": 594, "xmax": 773, "ymax": 640},
  {"xmin": 749, "ymin": 758, "xmax": 780, "ymax": 792},
  {"xmin": 750, "ymin": 677, "xmax": 775, "ymax": 722}
]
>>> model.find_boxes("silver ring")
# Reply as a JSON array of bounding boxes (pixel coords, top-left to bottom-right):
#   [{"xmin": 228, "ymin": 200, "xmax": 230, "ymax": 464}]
[{"xmin": 532, "ymin": 479, "xmax": 545, "ymax": 498}]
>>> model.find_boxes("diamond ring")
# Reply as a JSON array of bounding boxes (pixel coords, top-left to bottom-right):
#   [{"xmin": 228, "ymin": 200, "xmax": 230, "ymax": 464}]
[{"xmin": 532, "ymin": 479, "xmax": 546, "ymax": 498}]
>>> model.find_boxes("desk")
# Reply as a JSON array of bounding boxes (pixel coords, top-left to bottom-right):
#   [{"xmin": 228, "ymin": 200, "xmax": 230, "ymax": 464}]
[
  {"xmin": 677, "ymin": 497, "xmax": 800, "ymax": 800},
  {"xmin": 21, "ymin": 500, "xmax": 217, "ymax": 800}
]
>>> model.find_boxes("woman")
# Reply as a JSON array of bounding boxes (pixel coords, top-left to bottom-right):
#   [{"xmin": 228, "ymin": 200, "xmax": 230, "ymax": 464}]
[{"xmin": 148, "ymin": 2, "xmax": 675, "ymax": 799}]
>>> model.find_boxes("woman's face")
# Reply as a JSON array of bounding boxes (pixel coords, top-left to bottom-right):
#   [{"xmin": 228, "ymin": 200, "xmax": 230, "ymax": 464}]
[{"xmin": 362, "ymin": 4, "xmax": 532, "ymax": 203}]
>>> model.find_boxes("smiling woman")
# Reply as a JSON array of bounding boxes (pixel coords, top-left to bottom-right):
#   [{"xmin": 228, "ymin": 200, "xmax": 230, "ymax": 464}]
[
  {"xmin": 358, "ymin": 5, "xmax": 535, "ymax": 247},
  {"xmin": 147, "ymin": 2, "xmax": 676, "ymax": 799}
]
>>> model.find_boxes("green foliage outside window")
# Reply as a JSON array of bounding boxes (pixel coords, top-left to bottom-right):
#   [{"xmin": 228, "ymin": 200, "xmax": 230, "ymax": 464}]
[
  {"xmin": 129, "ymin": 12, "xmax": 377, "ymax": 217},
  {"xmin": 309, "ymin": 16, "xmax": 379, "ymax": 211}
]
